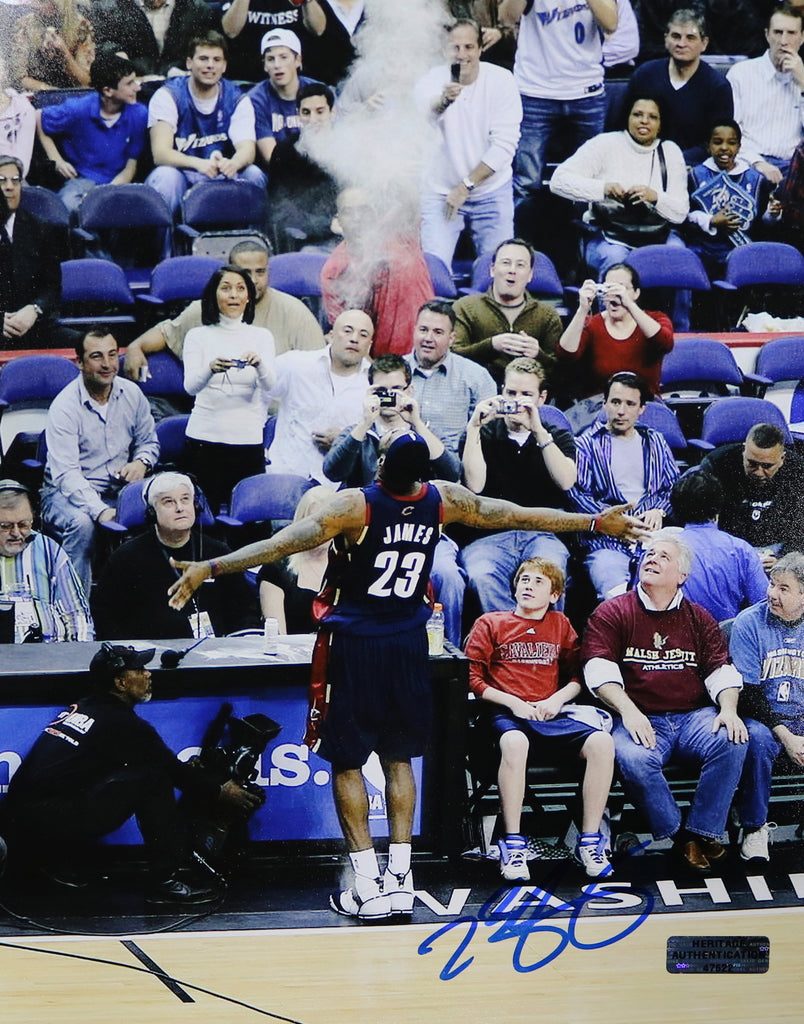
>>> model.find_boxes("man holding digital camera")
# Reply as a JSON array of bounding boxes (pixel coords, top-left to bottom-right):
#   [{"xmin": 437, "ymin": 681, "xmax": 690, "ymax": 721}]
[
  {"xmin": 323, "ymin": 354, "xmax": 460, "ymax": 490},
  {"xmin": 457, "ymin": 356, "xmax": 577, "ymax": 613}
]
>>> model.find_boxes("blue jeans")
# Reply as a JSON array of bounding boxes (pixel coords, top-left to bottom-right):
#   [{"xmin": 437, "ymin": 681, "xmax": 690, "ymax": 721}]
[
  {"xmin": 736, "ymin": 719, "xmax": 782, "ymax": 831},
  {"xmin": 585, "ymin": 546, "xmax": 633, "ymax": 601},
  {"xmin": 612, "ymin": 706, "xmax": 748, "ymax": 840},
  {"xmin": 459, "ymin": 530, "xmax": 570, "ymax": 614},
  {"xmin": 41, "ymin": 487, "xmax": 98, "ymax": 598},
  {"xmin": 419, "ymin": 184, "xmax": 514, "ymax": 268},
  {"xmin": 514, "ymin": 92, "xmax": 608, "ymax": 204},
  {"xmin": 430, "ymin": 535, "xmax": 466, "ymax": 647},
  {"xmin": 145, "ymin": 164, "xmax": 268, "ymax": 217},
  {"xmin": 58, "ymin": 176, "xmax": 98, "ymax": 215},
  {"xmin": 585, "ymin": 230, "xmax": 692, "ymax": 331}
]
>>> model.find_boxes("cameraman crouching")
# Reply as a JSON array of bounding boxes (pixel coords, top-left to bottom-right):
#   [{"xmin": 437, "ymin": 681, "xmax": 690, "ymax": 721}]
[{"xmin": 3, "ymin": 644, "xmax": 261, "ymax": 903}]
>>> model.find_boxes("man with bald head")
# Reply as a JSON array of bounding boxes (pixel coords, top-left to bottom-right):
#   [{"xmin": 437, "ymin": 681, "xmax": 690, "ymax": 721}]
[{"xmin": 266, "ymin": 308, "xmax": 375, "ymax": 486}]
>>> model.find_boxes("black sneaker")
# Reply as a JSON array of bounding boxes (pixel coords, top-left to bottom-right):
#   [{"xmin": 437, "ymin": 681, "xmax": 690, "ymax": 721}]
[
  {"xmin": 39, "ymin": 863, "xmax": 93, "ymax": 888},
  {"xmin": 145, "ymin": 876, "xmax": 219, "ymax": 905},
  {"xmin": 0, "ymin": 836, "xmax": 6, "ymax": 880}
]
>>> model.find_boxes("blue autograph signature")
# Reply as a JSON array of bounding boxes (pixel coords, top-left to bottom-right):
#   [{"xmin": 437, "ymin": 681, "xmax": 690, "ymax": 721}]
[{"xmin": 418, "ymin": 881, "xmax": 655, "ymax": 980}]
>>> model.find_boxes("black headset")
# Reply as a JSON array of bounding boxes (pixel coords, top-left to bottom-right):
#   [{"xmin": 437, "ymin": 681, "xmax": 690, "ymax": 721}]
[
  {"xmin": 98, "ymin": 642, "xmax": 128, "ymax": 676},
  {"xmin": 142, "ymin": 472, "xmax": 205, "ymax": 525}
]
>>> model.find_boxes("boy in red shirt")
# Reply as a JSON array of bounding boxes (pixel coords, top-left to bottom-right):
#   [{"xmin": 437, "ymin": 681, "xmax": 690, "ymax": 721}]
[{"xmin": 465, "ymin": 557, "xmax": 614, "ymax": 881}]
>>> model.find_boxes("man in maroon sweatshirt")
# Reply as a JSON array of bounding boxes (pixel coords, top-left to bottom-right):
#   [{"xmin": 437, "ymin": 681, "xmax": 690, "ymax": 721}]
[{"xmin": 582, "ymin": 528, "xmax": 749, "ymax": 873}]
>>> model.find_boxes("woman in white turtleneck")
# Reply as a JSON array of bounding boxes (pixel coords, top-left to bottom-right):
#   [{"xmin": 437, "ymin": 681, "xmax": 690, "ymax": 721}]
[
  {"xmin": 549, "ymin": 95, "xmax": 689, "ymax": 280},
  {"xmin": 183, "ymin": 265, "xmax": 276, "ymax": 512}
]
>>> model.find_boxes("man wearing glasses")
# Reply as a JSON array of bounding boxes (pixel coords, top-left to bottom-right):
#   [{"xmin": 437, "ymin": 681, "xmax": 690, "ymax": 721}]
[
  {"xmin": 0, "ymin": 154, "xmax": 63, "ymax": 349},
  {"xmin": 0, "ymin": 479, "xmax": 93, "ymax": 642},
  {"xmin": 701, "ymin": 422, "xmax": 804, "ymax": 572}
]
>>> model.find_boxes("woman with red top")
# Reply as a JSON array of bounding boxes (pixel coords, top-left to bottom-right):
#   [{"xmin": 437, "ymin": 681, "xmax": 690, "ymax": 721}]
[{"xmin": 557, "ymin": 262, "xmax": 673, "ymax": 432}]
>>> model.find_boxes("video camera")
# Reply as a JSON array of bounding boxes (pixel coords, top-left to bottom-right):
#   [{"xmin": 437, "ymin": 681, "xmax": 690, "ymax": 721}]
[{"xmin": 183, "ymin": 702, "xmax": 281, "ymax": 879}]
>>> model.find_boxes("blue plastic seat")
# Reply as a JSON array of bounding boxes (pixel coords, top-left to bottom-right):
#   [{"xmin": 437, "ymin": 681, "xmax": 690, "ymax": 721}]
[
  {"xmin": 217, "ymin": 473, "xmax": 315, "ymax": 528},
  {"xmin": 138, "ymin": 256, "xmax": 224, "ymax": 310},
  {"xmin": 689, "ymin": 396, "xmax": 793, "ymax": 451},
  {"xmin": 424, "ymin": 252, "xmax": 458, "ymax": 299},
  {"xmin": 58, "ymin": 259, "xmax": 137, "ymax": 332},
  {"xmin": 0, "ymin": 354, "xmax": 79, "ymax": 458}
]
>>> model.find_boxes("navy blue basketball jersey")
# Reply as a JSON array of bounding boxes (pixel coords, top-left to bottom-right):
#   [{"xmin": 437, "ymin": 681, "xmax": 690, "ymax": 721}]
[
  {"xmin": 321, "ymin": 482, "xmax": 443, "ymax": 636},
  {"xmin": 164, "ymin": 76, "xmax": 242, "ymax": 160}
]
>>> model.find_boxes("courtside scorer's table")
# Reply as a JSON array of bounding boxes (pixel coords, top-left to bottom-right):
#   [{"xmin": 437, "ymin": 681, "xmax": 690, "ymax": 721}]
[{"xmin": 0, "ymin": 635, "xmax": 469, "ymax": 854}]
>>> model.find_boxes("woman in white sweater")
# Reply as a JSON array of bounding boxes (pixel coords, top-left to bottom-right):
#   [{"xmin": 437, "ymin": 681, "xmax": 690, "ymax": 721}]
[
  {"xmin": 550, "ymin": 95, "xmax": 689, "ymax": 280},
  {"xmin": 183, "ymin": 265, "xmax": 277, "ymax": 512}
]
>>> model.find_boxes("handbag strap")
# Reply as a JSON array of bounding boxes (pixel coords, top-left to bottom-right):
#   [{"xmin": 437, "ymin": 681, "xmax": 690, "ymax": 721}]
[{"xmin": 656, "ymin": 142, "xmax": 667, "ymax": 191}]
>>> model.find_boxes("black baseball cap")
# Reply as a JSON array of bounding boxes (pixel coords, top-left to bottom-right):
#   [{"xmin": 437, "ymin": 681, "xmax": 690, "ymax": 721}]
[{"xmin": 90, "ymin": 644, "xmax": 155, "ymax": 684}]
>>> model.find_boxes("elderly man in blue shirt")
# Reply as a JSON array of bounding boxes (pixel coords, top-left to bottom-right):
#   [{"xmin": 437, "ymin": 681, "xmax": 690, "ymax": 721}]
[{"xmin": 41, "ymin": 329, "xmax": 159, "ymax": 596}]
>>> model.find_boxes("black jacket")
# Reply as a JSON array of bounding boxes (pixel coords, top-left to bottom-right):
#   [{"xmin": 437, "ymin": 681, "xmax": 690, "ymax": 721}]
[
  {"xmin": 92, "ymin": 528, "xmax": 260, "ymax": 640},
  {"xmin": 91, "ymin": 0, "xmax": 214, "ymax": 78}
]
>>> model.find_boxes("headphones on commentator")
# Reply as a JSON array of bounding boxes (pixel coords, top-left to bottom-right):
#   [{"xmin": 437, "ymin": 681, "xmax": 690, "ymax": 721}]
[
  {"xmin": 142, "ymin": 471, "xmax": 205, "ymax": 525},
  {"xmin": 0, "ymin": 477, "xmax": 40, "ymax": 530}
]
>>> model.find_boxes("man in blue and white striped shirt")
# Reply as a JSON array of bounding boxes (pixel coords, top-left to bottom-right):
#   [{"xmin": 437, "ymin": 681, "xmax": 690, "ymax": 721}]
[
  {"xmin": 570, "ymin": 372, "xmax": 679, "ymax": 601},
  {"xmin": 0, "ymin": 480, "xmax": 93, "ymax": 642}
]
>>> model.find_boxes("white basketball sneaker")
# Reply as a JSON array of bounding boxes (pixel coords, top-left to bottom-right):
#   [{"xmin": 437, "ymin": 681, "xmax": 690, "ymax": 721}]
[
  {"xmin": 383, "ymin": 867, "xmax": 415, "ymax": 916},
  {"xmin": 329, "ymin": 874, "xmax": 393, "ymax": 920}
]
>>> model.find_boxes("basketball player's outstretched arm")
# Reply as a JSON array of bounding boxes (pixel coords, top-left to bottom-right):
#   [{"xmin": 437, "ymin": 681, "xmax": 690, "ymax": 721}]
[
  {"xmin": 167, "ymin": 490, "xmax": 366, "ymax": 610},
  {"xmin": 437, "ymin": 480, "xmax": 650, "ymax": 542}
]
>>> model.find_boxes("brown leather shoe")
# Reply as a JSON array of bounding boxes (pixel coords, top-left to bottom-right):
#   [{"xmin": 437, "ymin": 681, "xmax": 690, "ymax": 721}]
[
  {"xmin": 677, "ymin": 838, "xmax": 711, "ymax": 873},
  {"xmin": 698, "ymin": 837, "xmax": 727, "ymax": 863}
]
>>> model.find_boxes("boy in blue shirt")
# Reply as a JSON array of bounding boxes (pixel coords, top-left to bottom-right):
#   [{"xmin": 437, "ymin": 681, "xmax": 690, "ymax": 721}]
[{"xmin": 37, "ymin": 52, "xmax": 147, "ymax": 215}]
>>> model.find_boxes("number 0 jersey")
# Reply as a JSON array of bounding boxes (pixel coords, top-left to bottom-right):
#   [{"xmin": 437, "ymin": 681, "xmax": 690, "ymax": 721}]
[{"xmin": 320, "ymin": 481, "xmax": 443, "ymax": 636}]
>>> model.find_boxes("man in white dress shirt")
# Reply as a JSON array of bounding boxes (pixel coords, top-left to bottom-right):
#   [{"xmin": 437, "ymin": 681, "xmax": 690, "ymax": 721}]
[
  {"xmin": 265, "ymin": 308, "xmax": 374, "ymax": 485},
  {"xmin": 727, "ymin": 4, "xmax": 804, "ymax": 185}
]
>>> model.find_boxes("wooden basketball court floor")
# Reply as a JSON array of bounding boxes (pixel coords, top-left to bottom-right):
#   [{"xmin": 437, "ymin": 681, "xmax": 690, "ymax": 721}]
[{"xmin": 1, "ymin": 842, "xmax": 802, "ymax": 1024}]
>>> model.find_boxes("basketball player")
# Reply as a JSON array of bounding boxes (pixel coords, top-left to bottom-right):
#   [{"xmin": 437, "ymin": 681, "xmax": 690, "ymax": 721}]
[{"xmin": 167, "ymin": 429, "xmax": 647, "ymax": 920}]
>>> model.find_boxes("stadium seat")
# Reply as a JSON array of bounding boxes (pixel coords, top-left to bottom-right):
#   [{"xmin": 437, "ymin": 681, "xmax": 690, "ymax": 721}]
[
  {"xmin": 137, "ymin": 256, "xmax": 224, "ymax": 314},
  {"xmin": 659, "ymin": 337, "xmax": 769, "ymax": 437},
  {"xmin": 58, "ymin": 259, "xmax": 137, "ymax": 336},
  {"xmin": 73, "ymin": 184, "xmax": 174, "ymax": 290},
  {"xmin": 638, "ymin": 399, "xmax": 688, "ymax": 452},
  {"xmin": 688, "ymin": 396, "xmax": 793, "ymax": 452},
  {"xmin": 539, "ymin": 404, "xmax": 574, "ymax": 435},
  {"xmin": 424, "ymin": 252, "xmax": 458, "ymax": 299},
  {"xmin": 20, "ymin": 186, "xmax": 70, "ymax": 253},
  {"xmin": 178, "ymin": 180, "xmax": 268, "ymax": 250},
  {"xmin": 625, "ymin": 244, "xmax": 711, "ymax": 292},
  {"xmin": 712, "ymin": 242, "xmax": 804, "ymax": 328},
  {"xmin": 155, "ymin": 414, "xmax": 190, "ymax": 469},
  {"xmin": 267, "ymin": 251, "xmax": 327, "ymax": 298},
  {"xmin": 99, "ymin": 477, "xmax": 214, "ymax": 538},
  {"xmin": 119, "ymin": 350, "xmax": 187, "ymax": 404},
  {"xmin": 752, "ymin": 336, "xmax": 804, "ymax": 426},
  {"xmin": 0, "ymin": 354, "xmax": 79, "ymax": 459},
  {"xmin": 217, "ymin": 473, "xmax": 315, "ymax": 530}
]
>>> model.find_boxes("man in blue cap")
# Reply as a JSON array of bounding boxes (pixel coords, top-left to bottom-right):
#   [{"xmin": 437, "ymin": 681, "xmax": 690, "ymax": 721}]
[{"xmin": 168, "ymin": 428, "xmax": 648, "ymax": 921}]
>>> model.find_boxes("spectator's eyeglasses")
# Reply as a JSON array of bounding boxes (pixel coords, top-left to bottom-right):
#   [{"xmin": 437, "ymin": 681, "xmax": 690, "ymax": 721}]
[
  {"xmin": 0, "ymin": 519, "xmax": 33, "ymax": 531},
  {"xmin": 0, "ymin": 176, "xmax": 21, "ymax": 184}
]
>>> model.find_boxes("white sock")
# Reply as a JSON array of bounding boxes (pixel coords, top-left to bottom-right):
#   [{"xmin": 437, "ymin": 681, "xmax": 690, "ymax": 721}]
[
  {"xmin": 349, "ymin": 847, "xmax": 380, "ymax": 884},
  {"xmin": 387, "ymin": 842, "xmax": 411, "ymax": 876}
]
